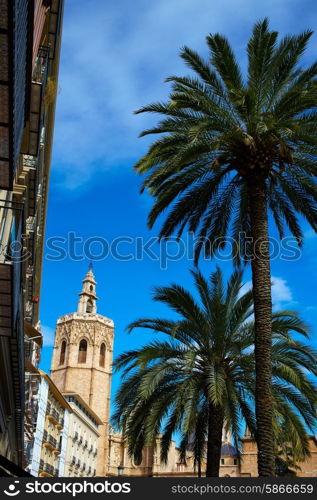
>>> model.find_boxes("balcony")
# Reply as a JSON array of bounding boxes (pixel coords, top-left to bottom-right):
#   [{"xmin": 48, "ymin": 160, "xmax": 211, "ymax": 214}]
[
  {"xmin": 47, "ymin": 405, "xmax": 60, "ymax": 426},
  {"xmin": 0, "ymin": 199, "xmax": 24, "ymax": 336},
  {"xmin": 56, "ymin": 416, "xmax": 64, "ymax": 430},
  {"xmin": 21, "ymin": 156, "xmax": 37, "ymax": 221},
  {"xmin": 42, "ymin": 462, "xmax": 54, "ymax": 477},
  {"xmin": 26, "ymin": 46, "xmax": 50, "ymax": 156},
  {"xmin": 52, "ymin": 408, "xmax": 60, "ymax": 421},
  {"xmin": 43, "ymin": 431, "xmax": 58, "ymax": 452},
  {"xmin": 48, "ymin": 435, "xmax": 57, "ymax": 448},
  {"xmin": 0, "ymin": 199, "xmax": 25, "ymax": 462},
  {"xmin": 53, "ymin": 440, "xmax": 62, "ymax": 456}
]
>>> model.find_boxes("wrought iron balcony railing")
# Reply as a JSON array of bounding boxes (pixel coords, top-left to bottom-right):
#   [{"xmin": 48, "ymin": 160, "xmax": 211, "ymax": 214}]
[
  {"xmin": 48, "ymin": 435, "xmax": 57, "ymax": 449},
  {"xmin": 44, "ymin": 462, "xmax": 54, "ymax": 475}
]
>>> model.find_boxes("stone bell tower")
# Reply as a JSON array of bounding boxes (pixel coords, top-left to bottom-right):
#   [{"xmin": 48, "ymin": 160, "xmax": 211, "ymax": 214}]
[{"xmin": 50, "ymin": 264, "xmax": 114, "ymax": 476}]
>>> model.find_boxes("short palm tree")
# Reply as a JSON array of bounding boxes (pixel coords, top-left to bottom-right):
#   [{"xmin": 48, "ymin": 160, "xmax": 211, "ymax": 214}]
[
  {"xmin": 133, "ymin": 20, "xmax": 317, "ymax": 475},
  {"xmin": 113, "ymin": 268, "xmax": 317, "ymax": 477}
]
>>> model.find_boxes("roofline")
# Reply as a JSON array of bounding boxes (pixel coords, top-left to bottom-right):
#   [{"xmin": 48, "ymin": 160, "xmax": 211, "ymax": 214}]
[
  {"xmin": 61, "ymin": 392, "xmax": 103, "ymax": 425},
  {"xmin": 38, "ymin": 370, "xmax": 72, "ymax": 412}
]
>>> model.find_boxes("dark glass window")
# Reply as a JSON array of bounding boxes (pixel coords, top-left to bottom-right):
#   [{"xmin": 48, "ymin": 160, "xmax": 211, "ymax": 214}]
[
  {"xmin": 99, "ymin": 343, "xmax": 106, "ymax": 367},
  {"xmin": 59, "ymin": 340, "xmax": 66, "ymax": 365},
  {"xmin": 78, "ymin": 339, "xmax": 87, "ymax": 363}
]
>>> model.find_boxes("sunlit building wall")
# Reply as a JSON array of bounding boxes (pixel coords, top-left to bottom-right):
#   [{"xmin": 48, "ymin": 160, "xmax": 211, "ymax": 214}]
[{"xmin": 0, "ymin": 0, "xmax": 64, "ymax": 474}]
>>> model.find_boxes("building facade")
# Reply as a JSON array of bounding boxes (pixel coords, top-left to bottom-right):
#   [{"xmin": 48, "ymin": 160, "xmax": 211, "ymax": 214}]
[
  {"xmin": 29, "ymin": 370, "xmax": 71, "ymax": 477},
  {"xmin": 62, "ymin": 392, "xmax": 102, "ymax": 477},
  {"xmin": 0, "ymin": 0, "xmax": 64, "ymax": 475}
]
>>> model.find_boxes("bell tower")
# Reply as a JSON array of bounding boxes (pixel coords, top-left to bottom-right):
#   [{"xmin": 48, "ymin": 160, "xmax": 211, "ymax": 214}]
[
  {"xmin": 77, "ymin": 262, "xmax": 98, "ymax": 314},
  {"xmin": 50, "ymin": 265, "xmax": 114, "ymax": 476}
]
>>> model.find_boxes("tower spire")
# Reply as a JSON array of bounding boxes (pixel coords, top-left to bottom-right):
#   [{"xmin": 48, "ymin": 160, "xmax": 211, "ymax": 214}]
[{"xmin": 77, "ymin": 263, "xmax": 98, "ymax": 313}]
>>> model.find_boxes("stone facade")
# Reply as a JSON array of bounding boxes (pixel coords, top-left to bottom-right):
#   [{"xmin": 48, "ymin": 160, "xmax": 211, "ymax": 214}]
[
  {"xmin": 0, "ymin": 1, "xmax": 64, "ymax": 473},
  {"xmin": 50, "ymin": 266, "xmax": 113, "ymax": 476}
]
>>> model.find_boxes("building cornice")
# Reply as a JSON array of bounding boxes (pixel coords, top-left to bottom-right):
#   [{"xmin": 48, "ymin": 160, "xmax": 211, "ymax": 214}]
[{"xmin": 57, "ymin": 312, "xmax": 114, "ymax": 328}]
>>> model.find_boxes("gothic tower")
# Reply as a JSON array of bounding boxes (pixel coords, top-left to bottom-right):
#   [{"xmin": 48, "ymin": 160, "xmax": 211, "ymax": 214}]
[{"xmin": 50, "ymin": 265, "xmax": 114, "ymax": 476}]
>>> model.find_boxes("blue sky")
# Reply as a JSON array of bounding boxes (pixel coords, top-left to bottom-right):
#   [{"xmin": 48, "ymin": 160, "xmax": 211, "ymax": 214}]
[{"xmin": 40, "ymin": 0, "xmax": 317, "ymax": 415}]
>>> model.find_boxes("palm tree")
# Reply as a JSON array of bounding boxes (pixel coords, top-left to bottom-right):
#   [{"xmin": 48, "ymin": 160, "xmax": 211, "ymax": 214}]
[
  {"xmin": 133, "ymin": 19, "xmax": 317, "ymax": 475},
  {"xmin": 113, "ymin": 268, "xmax": 317, "ymax": 477}
]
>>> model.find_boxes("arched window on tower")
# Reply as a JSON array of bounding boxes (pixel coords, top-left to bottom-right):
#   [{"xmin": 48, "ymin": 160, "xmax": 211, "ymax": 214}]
[
  {"xmin": 86, "ymin": 299, "xmax": 93, "ymax": 313},
  {"xmin": 99, "ymin": 343, "xmax": 106, "ymax": 367},
  {"xmin": 59, "ymin": 340, "xmax": 66, "ymax": 365},
  {"xmin": 78, "ymin": 339, "xmax": 87, "ymax": 363}
]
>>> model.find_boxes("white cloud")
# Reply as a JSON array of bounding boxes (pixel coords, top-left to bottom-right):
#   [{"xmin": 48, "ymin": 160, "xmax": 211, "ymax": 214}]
[
  {"xmin": 241, "ymin": 276, "xmax": 293, "ymax": 308},
  {"xmin": 41, "ymin": 325, "xmax": 55, "ymax": 347},
  {"xmin": 52, "ymin": 0, "xmax": 316, "ymax": 189},
  {"xmin": 271, "ymin": 277, "xmax": 293, "ymax": 303}
]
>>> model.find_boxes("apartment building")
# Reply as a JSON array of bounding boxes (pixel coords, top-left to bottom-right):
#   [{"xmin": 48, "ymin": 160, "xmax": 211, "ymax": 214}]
[
  {"xmin": 0, "ymin": 0, "xmax": 64, "ymax": 474},
  {"xmin": 63, "ymin": 393, "xmax": 102, "ymax": 477},
  {"xmin": 29, "ymin": 370, "xmax": 71, "ymax": 477}
]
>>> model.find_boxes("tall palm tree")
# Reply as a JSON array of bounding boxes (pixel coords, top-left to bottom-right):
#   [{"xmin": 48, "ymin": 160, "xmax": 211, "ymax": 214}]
[
  {"xmin": 113, "ymin": 268, "xmax": 317, "ymax": 477},
  {"xmin": 133, "ymin": 19, "xmax": 317, "ymax": 475}
]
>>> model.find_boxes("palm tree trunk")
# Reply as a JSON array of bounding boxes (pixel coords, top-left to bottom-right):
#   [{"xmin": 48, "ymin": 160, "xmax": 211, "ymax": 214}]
[
  {"xmin": 248, "ymin": 180, "xmax": 274, "ymax": 477},
  {"xmin": 206, "ymin": 403, "xmax": 224, "ymax": 477},
  {"xmin": 197, "ymin": 459, "xmax": 202, "ymax": 478}
]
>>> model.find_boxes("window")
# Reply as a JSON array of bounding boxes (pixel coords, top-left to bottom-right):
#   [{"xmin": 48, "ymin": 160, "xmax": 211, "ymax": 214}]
[
  {"xmin": 99, "ymin": 343, "xmax": 106, "ymax": 367},
  {"xmin": 221, "ymin": 459, "xmax": 225, "ymax": 465},
  {"xmin": 234, "ymin": 459, "xmax": 237, "ymax": 465},
  {"xmin": 86, "ymin": 300, "xmax": 93, "ymax": 313},
  {"xmin": 59, "ymin": 340, "xmax": 66, "ymax": 365},
  {"xmin": 78, "ymin": 339, "xmax": 87, "ymax": 363}
]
